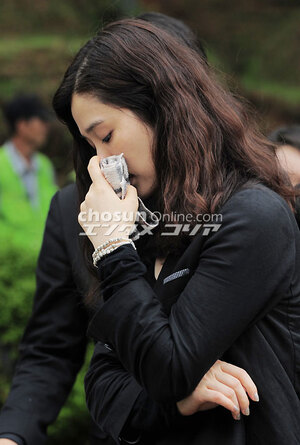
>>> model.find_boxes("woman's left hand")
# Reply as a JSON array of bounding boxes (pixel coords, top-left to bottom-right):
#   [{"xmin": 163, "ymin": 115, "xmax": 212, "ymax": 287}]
[
  {"xmin": 78, "ymin": 156, "xmax": 139, "ymax": 249},
  {"xmin": 176, "ymin": 359, "xmax": 258, "ymax": 420}
]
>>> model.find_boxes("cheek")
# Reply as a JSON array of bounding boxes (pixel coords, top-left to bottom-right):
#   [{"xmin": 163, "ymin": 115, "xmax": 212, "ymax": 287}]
[
  {"xmin": 29, "ymin": 122, "xmax": 41, "ymax": 135},
  {"xmin": 25, "ymin": 124, "xmax": 35, "ymax": 137},
  {"xmin": 119, "ymin": 124, "xmax": 154, "ymax": 173}
]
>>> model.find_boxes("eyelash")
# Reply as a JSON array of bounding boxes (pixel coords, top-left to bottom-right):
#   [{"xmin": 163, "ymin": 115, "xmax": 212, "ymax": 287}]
[
  {"xmin": 102, "ymin": 131, "xmax": 112, "ymax": 143},
  {"xmin": 82, "ymin": 131, "xmax": 112, "ymax": 150}
]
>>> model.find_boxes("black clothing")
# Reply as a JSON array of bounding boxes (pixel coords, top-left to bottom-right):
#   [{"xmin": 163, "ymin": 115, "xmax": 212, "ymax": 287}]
[
  {"xmin": 0, "ymin": 433, "xmax": 24, "ymax": 444},
  {"xmin": 1, "ymin": 181, "xmax": 300, "ymax": 445},
  {"xmin": 0, "ymin": 184, "xmax": 161, "ymax": 445},
  {"xmin": 294, "ymin": 182, "xmax": 300, "ymax": 229},
  {"xmin": 85, "ymin": 183, "xmax": 300, "ymax": 445}
]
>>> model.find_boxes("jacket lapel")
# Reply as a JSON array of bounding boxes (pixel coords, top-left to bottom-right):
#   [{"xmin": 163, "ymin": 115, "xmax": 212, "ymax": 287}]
[{"xmin": 153, "ymin": 233, "xmax": 209, "ymax": 314}]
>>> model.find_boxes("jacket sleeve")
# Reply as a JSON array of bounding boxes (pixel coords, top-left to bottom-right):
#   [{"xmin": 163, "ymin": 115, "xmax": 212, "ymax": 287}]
[
  {"xmin": 0, "ymin": 433, "xmax": 24, "ymax": 444},
  {"xmin": 86, "ymin": 188, "xmax": 295, "ymax": 403},
  {"xmin": 85, "ymin": 342, "xmax": 187, "ymax": 445},
  {"xmin": 0, "ymin": 191, "xmax": 89, "ymax": 445}
]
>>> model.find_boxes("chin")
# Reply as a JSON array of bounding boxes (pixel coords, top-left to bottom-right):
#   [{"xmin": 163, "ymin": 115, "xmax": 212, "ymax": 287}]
[
  {"xmin": 139, "ymin": 185, "xmax": 158, "ymax": 200},
  {"xmin": 130, "ymin": 176, "xmax": 157, "ymax": 199}
]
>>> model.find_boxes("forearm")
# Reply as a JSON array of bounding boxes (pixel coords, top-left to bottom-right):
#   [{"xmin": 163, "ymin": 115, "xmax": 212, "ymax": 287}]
[
  {"xmin": 87, "ymin": 190, "xmax": 294, "ymax": 403},
  {"xmin": 86, "ymin": 244, "xmax": 189, "ymax": 443},
  {"xmin": 119, "ymin": 388, "xmax": 194, "ymax": 442},
  {"xmin": 84, "ymin": 341, "xmax": 189, "ymax": 444},
  {"xmin": 89, "ymin": 245, "xmax": 205, "ymax": 402}
]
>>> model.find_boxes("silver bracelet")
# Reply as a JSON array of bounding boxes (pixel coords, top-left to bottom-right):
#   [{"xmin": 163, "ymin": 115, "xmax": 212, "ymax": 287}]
[
  {"xmin": 92, "ymin": 237, "xmax": 132, "ymax": 264},
  {"xmin": 93, "ymin": 237, "xmax": 129, "ymax": 256},
  {"xmin": 93, "ymin": 240, "xmax": 135, "ymax": 267},
  {"xmin": 92, "ymin": 238, "xmax": 136, "ymax": 268}
]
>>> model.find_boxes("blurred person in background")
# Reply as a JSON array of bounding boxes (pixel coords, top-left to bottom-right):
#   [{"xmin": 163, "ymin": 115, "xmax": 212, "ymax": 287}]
[
  {"xmin": 269, "ymin": 125, "xmax": 300, "ymax": 228},
  {"xmin": 0, "ymin": 93, "xmax": 58, "ymax": 248},
  {"xmin": 0, "ymin": 12, "xmax": 261, "ymax": 445}
]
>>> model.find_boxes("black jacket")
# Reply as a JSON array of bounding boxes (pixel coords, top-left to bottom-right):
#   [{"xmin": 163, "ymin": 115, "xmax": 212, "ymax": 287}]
[
  {"xmin": 1, "ymin": 182, "xmax": 300, "ymax": 445},
  {"xmin": 0, "ymin": 184, "xmax": 146, "ymax": 445},
  {"xmin": 85, "ymin": 183, "xmax": 300, "ymax": 445}
]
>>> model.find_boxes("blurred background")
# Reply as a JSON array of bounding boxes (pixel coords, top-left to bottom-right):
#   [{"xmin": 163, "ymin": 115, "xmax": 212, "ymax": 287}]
[{"xmin": 0, "ymin": 0, "xmax": 299, "ymax": 443}]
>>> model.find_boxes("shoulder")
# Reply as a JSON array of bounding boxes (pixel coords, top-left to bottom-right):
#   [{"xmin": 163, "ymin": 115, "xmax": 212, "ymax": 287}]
[
  {"xmin": 56, "ymin": 183, "xmax": 78, "ymax": 218},
  {"xmin": 47, "ymin": 183, "xmax": 77, "ymax": 212},
  {"xmin": 36, "ymin": 152, "xmax": 54, "ymax": 170},
  {"xmin": 200, "ymin": 184, "xmax": 296, "ymax": 282},
  {"xmin": 44, "ymin": 184, "xmax": 79, "ymax": 240},
  {"xmin": 36, "ymin": 151, "xmax": 50, "ymax": 163},
  {"xmin": 57, "ymin": 183, "xmax": 78, "ymax": 204},
  {"xmin": 0, "ymin": 147, "xmax": 7, "ymax": 159},
  {"xmin": 204, "ymin": 184, "xmax": 296, "ymax": 253},
  {"xmin": 220, "ymin": 184, "xmax": 293, "ymax": 229}
]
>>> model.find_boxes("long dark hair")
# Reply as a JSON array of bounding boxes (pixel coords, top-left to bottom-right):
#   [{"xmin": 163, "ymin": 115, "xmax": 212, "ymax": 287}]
[
  {"xmin": 52, "ymin": 18, "xmax": 298, "ymax": 306},
  {"xmin": 136, "ymin": 11, "xmax": 207, "ymax": 62}
]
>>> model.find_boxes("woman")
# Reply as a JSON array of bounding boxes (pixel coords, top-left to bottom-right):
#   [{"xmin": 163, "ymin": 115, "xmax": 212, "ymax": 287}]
[{"xmin": 52, "ymin": 18, "xmax": 300, "ymax": 445}]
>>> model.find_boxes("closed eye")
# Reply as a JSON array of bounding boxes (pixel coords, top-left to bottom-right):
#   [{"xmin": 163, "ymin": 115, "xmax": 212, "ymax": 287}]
[
  {"xmin": 102, "ymin": 131, "xmax": 112, "ymax": 143},
  {"xmin": 80, "ymin": 135, "xmax": 96, "ymax": 151}
]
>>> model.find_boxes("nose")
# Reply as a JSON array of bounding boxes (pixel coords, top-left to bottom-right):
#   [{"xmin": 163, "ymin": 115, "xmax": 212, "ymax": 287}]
[{"xmin": 96, "ymin": 146, "xmax": 111, "ymax": 161}]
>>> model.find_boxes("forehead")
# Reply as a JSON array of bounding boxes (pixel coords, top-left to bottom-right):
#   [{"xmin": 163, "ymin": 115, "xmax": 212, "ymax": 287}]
[
  {"xmin": 71, "ymin": 93, "xmax": 116, "ymax": 123},
  {"xmin": 23, "ymin": 116, "xmax": 48, "ymax": 126},
  {"xmin": 277, "ymin": 144, "xmax": 298, "ymax": 153}
]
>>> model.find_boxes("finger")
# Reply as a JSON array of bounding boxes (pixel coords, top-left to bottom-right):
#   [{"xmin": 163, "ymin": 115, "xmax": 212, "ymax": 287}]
[
  {"xmin": 206, "ymin": 380, "xmax": 240, "ymax": 417},
  {"xmin": 78, "ymin": 210, "xmax": 86, "ymax": 225},
  {"xmin": 216, "ymin": 373, "xmax": 250, "ymax": 416},
  {"xmin": 87, "ymin": 156, "xmax": 109, "ymax": 188},
  {"xmin": 219, "ymin": 361, "xmax": 259, "ymax": 402},
  {"xmin": 203, "ymin": 388, "xmax": 241, "ymax": 420},
  {"xmin": 80, "ymin": 201, "xmax": 86, "ymax": 213},
  {"xmin": 125, "ymin": 184, "xmax": 138, "ymax": 198},
  {"xmin": 78, "ymin": 201, "xmax": 87, "ymax": 225}
]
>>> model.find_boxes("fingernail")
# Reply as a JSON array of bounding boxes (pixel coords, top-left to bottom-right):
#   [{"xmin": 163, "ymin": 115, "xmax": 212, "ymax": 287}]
[
  {"xmin": 253, "ymin": 392, "xmax": 259, "ymax": 402},
  {"xmin": 234, "ymin": 405, "xmax": 239, "ymax": 413},
  {"xmin": 234, "ymin": 413, "xmax": 241, "ymax": 420},
  {"xmin": 243, "ymin": 407, "xmax": 250, "ymax": 416}
]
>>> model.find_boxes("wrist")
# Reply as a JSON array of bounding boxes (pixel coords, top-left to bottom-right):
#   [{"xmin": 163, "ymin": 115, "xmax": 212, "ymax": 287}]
[
  {"xmin": 92, "ymin": 238, "xmax": 136, "ymax": 267},
  {"xmin": 92, "ymin": 235, "xmax": 130, "ymax": 251}
]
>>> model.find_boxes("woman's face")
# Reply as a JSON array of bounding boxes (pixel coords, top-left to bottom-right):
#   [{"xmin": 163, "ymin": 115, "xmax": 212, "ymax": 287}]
[{"xmin": 71, "ymin": 93, "xmax": 157, "ymax": 198}]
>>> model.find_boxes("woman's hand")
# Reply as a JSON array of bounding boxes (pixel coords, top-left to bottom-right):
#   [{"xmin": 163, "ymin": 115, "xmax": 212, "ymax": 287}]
[
  {"xmin": 0, "ymin": 440, "xmax": 18, "ymax": 444},
  {"xmin": 176, "ymin": 360, "xmax": 259, "ymax": 421},
  {"xmin": 78, "ymin": 156, "xmax": 139, "ymax": 249}
]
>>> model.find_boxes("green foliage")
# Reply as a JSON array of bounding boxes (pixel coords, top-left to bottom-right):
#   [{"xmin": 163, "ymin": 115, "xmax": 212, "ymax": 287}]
[
  {"xmin": 0, "ymin": 0, "xmax": 141, "ymax": 35},
  {"xmin": 0, "ymin": 224, "xmax": 40, "ymax": 349}
]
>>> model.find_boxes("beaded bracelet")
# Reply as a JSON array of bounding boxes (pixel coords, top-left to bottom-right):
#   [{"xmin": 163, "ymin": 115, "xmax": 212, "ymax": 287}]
[
  {"xmin": 92, "ymin": 237, "xmax": 132, "ymax": 264},
  {"xmin": 92, "ymin": 238, "xmax": 136, "ymax": 268},
  {"xmin": 92, "ymin": 240, "xmax": 136, "ymax": 267},
  {"xmin": 93, "ymin": 237, "xmax": 129, "ymax": 256},
  {"xmin": 94, "ymin": 240, "xmax": 132, "ymax": 262}
]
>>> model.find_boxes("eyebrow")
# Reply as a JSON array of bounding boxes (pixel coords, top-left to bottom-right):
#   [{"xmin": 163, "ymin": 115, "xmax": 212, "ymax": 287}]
[{"xmin": 84, "ymin": 119, "xmax": 104, "ymax": 135}]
